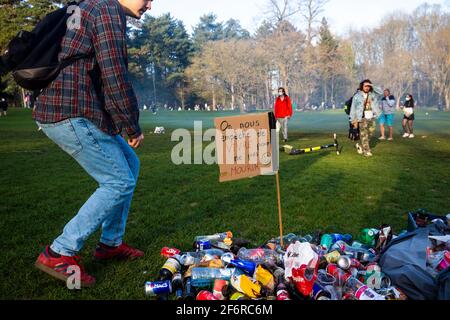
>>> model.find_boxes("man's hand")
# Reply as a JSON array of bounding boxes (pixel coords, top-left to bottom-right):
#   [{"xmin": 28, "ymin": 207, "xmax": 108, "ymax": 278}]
[{"xmin": 128, "ymin": 134, "xmax": 144, "ymax": 149}]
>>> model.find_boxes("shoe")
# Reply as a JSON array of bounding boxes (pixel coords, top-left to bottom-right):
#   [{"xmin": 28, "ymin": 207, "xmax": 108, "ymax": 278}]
[
  {"xmin": 388, "ymin": 137, "xmax": 393, "ymax": 141},
  {"xmin": 94, "ymin": 243, "xmax": 144, "ymax": 261},
  {"xmin": 402, "ymin": 133, "xmax": 410, "ymax": 138},
  {"xmin": 378, "ymin": 136, "xmax": 386, "ymax": 141},
  {"xmin": 35, "ymin": 246, "xmax": 96, "ymax": 287},
  {"xmin": 355, "ymin": 143, "xmax": 363, "ymax": 155},
  {"xmin": 409, "ymin": 134, "xmax": 415, "ymax": 139},
  {"xmin": 364, "ymin": 152, "xmax": 373, "ymax": 157}
]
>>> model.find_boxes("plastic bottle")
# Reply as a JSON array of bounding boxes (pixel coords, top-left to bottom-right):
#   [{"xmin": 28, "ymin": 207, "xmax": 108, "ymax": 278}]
[
  {"xmin": 332, "ymin": 241, "xmax": 376, "ymax": 263},
  {"xmin": 345, "ymin": 276, "xmax": 386, "ymax": 300},
  {"xmin": 191, "ymin": 268, "xmax": 236, "ymax": 287},
  {"xmin": 159, "ymin": 254, "xmax": 181, "ymax": 281},
  {"xmin": 172, "ymin": 272, "xmax": 183, "ymax": 300},
  {"xmin": 237, "ymin": 248, "xmax": 281, "ymax": 265},
  {"xmin": 183, "ymin": 266, "xmax": 196, "ymax": 300},
  {"xmin": 195, "ymin": 231, "xmax": 233, "ymax": 242}
]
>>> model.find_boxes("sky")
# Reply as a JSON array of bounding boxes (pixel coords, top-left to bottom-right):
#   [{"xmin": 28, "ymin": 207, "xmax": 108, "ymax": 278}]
[{"xmin": 148, "ymin": 0, "xmax": 448, "ymax": 36}]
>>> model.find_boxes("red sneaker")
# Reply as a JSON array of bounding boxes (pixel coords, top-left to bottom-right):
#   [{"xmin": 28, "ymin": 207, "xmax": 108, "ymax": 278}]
[
  {"xmin": 94, "ymin": 243, "xmax": 144, "ymax": 261},
  {"xmin": 35, "ymin": 246, "xmax": 96, "ymax": 288}
]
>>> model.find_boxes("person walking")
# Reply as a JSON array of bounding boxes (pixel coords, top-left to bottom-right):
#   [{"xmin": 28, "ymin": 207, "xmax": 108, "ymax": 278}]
[
  {"xmin": 379, "ymin": 89, "xmax": 396, "ymax": 141},
  {"xmin": 349, "ymin": 79, "xmax": 383, "ymax": 157},
  {"xmin": 402, "ymin": 94, "xmax": 416, "ymax": 139},
  {"xmin": 0, "ymin": 98, "xmax": 7, "ymax": 117},
  {"xmin": 33, "ymin": 0, "xmax": 153, "ymax": 288},
  {"xmin": 274, "ymin": 87, "xmax": 293, "ymax": 143}
]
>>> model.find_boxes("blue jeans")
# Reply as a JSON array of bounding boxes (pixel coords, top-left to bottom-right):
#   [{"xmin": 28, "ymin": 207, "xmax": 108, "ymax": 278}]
[{"xmin": 37, "ymin": 118, "xmax": 140, "ymax": 256}]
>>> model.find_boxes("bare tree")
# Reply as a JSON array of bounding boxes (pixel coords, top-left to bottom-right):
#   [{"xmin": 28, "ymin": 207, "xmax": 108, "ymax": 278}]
[
  {"xmin": 264, "ymin": 0, "xmax": 301, "ymax": 23},
  {"xmin": 298, "ymin": 0, "xmax": 329, "ymax": 45}
]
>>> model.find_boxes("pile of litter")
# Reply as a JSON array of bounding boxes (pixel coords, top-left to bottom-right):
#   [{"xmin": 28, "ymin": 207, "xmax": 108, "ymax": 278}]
[{"xmin": 146, "ymin": 209, "xmax": 449, "ymax": 301}]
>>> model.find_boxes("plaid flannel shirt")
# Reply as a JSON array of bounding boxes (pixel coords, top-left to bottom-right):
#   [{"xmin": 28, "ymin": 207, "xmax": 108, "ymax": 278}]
[{"xmin": 33, "ymin": 0, "xmax": 141, "ymax": 138}]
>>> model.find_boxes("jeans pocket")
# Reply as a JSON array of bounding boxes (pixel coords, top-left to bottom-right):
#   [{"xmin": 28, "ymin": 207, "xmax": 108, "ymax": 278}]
[{"xmin": 38, "ymin": 119, "xmax": 83, "ymax": 157}]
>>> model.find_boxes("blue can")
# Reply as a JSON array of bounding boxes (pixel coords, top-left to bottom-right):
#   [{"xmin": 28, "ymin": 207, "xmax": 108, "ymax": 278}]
[
  {"xmin": 230, "ymin": 259, "xmax": 256, "ymax": 276},
  {"xmin": 195, "ymin": 240, "xmax": 212, "ymax": 251},
  {"xmin": 145, "ymin": 280, "xmax": 172, "ymax": 296},
  {"xmin": 331, "ymin": 233, "xmax": 352, "ymax": 244},
  {"xmin": 312, "ymin": 283, "xmax": 332, "ymax": 300}
]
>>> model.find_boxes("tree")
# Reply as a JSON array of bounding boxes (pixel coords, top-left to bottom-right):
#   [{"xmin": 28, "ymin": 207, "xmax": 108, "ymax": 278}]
[
  {"xmin": 264, "ymin": 0, "xmax": 300, "ymax": 23},
  {"xmin": 317, "ymin": 17, "xmax": 339, "ymax": 105},
  {"xmin": 298, "ymin": 0, "xmax": 329, "ymax": 46},
  {"xmin": 192, "ymin": 13, "xmax": 224, "ymax": 51},
  {"xmin": 128, "ymin": 14, "xmax": 194, "ymax": 108},
  {"xmin": 0, "ymin": 1, "xmax": 64, "ymax": 102},
  {"xmin": 223, "ymin": 19, "xmax": 250, "ymax": 40}
]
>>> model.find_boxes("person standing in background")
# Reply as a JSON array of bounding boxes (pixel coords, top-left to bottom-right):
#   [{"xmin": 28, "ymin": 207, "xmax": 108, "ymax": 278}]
[
  {"xmin": 0, "ymin": 98, "xmax": 8, "ymax": 116},
  {"xmin": 379, "ymin": 89, "xmax": 396, "ymax": 141},
  {"xmin": 402, "ymin": 94, "xmax": 416, "ymax": 139},
  {"xmin": 274, "ymin": 87, "xmax": 293, "ymax": 143}
]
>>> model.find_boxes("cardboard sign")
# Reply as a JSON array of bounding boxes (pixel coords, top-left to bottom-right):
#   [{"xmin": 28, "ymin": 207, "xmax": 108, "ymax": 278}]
[{"xmin": 215, "ymin": 112, "xmax": 279, "ymax": 182}]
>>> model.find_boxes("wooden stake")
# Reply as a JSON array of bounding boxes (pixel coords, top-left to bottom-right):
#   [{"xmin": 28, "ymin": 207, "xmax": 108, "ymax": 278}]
[{"xmin": 276, "ymin": 171, "xmax": 284, "ymax": 248}]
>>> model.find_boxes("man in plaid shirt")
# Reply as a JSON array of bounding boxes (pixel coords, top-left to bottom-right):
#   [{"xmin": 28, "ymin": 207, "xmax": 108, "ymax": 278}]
[{"xmin": 35, "ymin": 0, "xmax": 152, "ymax": 288}]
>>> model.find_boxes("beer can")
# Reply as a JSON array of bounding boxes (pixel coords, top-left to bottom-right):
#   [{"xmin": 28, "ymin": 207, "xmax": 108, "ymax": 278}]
[
  {"xmin": 145, "ymin": 280, "xmax": 172, "ymax": 296},
  {"xmin": 324, "ymin": 250, "xmax": 341, "ymax": 264},
  {"xmin": 197, "ymin": 290, "xmax": 219, "ymax": 301},
  {"xmin": 337, "ymin": 256, "xmax": 352, "ymax": 270},
  {"xmin": 161, "ymin": 247, "xmax": 181, "ymax": 258},
  {"xmin": 195, "ymin": 240, "xmax": 211, "ymax": 251},
  {"xmin": 213, "ymin": 279, "xmax": 228, "ymax": 300}
]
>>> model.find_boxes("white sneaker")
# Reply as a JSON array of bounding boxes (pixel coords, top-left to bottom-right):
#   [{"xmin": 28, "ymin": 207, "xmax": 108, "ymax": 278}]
[
  {"xmin": 356, "ymin": 143, "xmax": 363, "ymax": 155},
  {"xmin": 364, "ymin": 152, "xmax": 373, "ymax": 157},
  {"xmin": 402, "ymin": 133, "xmax": 410, "ymax": 138},
  {"xmin": 388, "ymin": 137, "xmax": 393, "ymax": 141},
  {"xmin": 378, "ymin": 136, "xmax": 386, "ymax": 141},
  {"xmin": 409, "ymin": 134, "xmax": 415, "ymax": 139}
]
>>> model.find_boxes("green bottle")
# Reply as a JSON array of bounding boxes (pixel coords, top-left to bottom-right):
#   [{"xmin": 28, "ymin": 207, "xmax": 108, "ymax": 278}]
[
  {"xmin": 320, "ymin": 234, "xmax": 333, "ymax": 250},
  {"xmin": 360, "ymin": 229, "xmax": 379, "ymax": 247}
]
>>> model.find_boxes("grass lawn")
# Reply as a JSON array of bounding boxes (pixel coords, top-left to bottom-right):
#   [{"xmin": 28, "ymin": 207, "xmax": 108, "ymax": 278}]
[{"xmin": 0, "ymin": 108, "xmax": 449, "ymax": 299}]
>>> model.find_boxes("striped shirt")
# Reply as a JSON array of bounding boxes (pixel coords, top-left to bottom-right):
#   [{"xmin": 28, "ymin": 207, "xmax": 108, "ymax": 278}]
[{"xmin": 33, "ymin": 0, "xmax": 141, "ymax": 138}]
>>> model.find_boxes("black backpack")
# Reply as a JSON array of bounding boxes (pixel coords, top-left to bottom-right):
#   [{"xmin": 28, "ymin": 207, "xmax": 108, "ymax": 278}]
[
  {"xmin": 344, "ymin": 96, "xmax": 354, "ymax": 115},
  {"xmin": 0, "ymin": 0, "xmax": 88, "ymax": 92}
]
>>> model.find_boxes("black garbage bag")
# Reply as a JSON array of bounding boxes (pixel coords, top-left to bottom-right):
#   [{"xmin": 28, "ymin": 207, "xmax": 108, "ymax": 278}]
[{"xmin": 379, "ymin": 221, "xmax": 449, "ymax": 300}]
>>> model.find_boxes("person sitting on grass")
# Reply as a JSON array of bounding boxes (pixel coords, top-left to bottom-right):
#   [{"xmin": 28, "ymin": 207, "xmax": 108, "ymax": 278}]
[
  {"xmin": 379, "ymin": 89, "xmax": 396, "ymax": 141},
  {"xmin": 33, "ymin": 0, "xmax": 153, "ymax": 288},
  {"xmin": 349, "ymin": 79, "xmax": 383, "ymax": 157}
]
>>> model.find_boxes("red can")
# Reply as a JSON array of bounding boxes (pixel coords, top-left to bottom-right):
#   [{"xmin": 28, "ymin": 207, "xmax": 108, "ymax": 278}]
[
  {"xmin": 161, "ymin": 247, "xmax": 181, "ymax": 258},
  {"xmin": 351, "ymin": 258, "xmax": 364, "ymax": 270},
  {"xmin": 326, "ymin": 264, "xmax": 347, "ymax": 285},
  {"xmin": 197, "ymin": 291, "xmax": 219, "ymax": 301},
  {"xmin": 213, "ymin": 279, "xmax": 228, "ymax": 300}
]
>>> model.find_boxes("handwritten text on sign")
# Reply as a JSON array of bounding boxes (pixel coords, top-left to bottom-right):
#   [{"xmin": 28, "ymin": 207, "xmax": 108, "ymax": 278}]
[{"xmin": 214, "ymin": 113, "xmax": 278, "ymax": 182}]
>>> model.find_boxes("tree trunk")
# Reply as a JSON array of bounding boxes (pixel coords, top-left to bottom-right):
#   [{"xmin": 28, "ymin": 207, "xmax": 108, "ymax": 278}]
[{"xmin": 231, "ymin": 84, "xmax": 235, "ymax": 110}]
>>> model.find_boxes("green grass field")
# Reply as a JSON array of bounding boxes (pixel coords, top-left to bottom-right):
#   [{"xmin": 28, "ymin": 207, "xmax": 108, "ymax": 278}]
[{"xmin": 0, "ymin": 108, "xmax": 449, "ymax": 299}]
